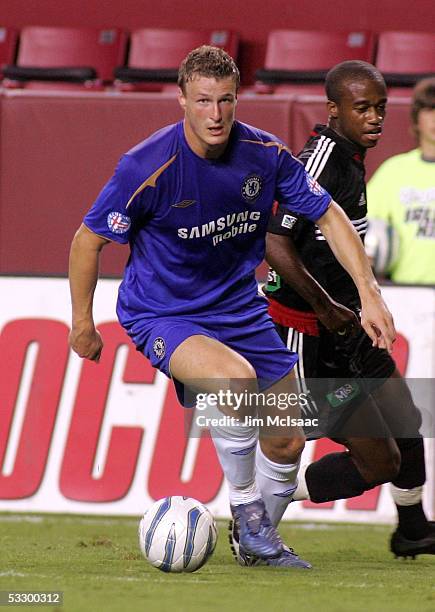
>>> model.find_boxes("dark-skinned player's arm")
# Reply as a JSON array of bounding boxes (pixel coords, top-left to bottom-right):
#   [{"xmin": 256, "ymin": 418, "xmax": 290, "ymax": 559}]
[
  {"xmin": 265, "ymin": 232, "xmax": 359, "ymax": 335},
  {"xmin": 315, "ymin": 200, "xmax": 395, "ymax": 352},
  {"xmin": 68, "ymin": 223, "xmax": 111, "ymax": 362}
]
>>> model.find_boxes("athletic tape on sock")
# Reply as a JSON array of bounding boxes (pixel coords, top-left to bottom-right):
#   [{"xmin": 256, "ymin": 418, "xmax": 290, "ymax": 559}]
[{"xmin": 390, "ymin": 484, "xmax": 423, "ymax": 506}]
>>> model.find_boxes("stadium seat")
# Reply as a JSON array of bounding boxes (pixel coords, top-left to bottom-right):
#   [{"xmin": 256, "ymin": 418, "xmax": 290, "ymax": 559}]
[
  {"xmin": 0, "ymin": 27, "xmax": 18, "ymax": 78},
  {"xmin": 254, "ymin": 30, "xmax": 376, "ymax": 95},
  {"xmin": 114, "ymin": 28, "xmax": 239, "ymax": 92},
  {"xmin": 2, "ymin": 26, "xmax": 127, "ymax": 90},
  {"xmin": 375, "ymin": 32, "xmax": 435, "ymax": 88}
]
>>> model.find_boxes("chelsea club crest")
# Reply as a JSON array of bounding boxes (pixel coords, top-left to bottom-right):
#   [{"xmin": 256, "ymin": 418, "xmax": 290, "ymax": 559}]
[
  {"xmin": 152, "ymin": 337, "xmax": 166, "ymax": 359},
  {"xmin": 241, "ymin": 174, "xmax": 263, "ymax": 202}
]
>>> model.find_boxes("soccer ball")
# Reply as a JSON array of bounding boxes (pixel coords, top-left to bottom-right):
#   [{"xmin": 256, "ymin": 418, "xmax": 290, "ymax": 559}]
[
  {"xmin": 138, "ymin": 496, "xmax": 218, "ymax": 573},
  {"xmin": 365, "ymin": 218, "xmax": 400, "ymax": 276}
]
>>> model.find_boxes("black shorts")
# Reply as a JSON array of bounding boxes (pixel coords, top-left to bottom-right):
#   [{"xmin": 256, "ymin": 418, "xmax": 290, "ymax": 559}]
[{"xmin": 275, "ymin": 323, "xmax": 396, "ymax": 439}]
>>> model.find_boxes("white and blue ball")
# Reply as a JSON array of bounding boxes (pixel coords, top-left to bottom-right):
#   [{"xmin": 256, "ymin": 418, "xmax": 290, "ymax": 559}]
[{"xmin": 139, "ymin": 496, "xmax": 218, "ymax": 573}]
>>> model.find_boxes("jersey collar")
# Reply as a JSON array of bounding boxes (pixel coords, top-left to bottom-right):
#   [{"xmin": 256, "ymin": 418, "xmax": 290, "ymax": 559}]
[{"xmin": 311, "ymin": 124, "xmax": 366, "ymax": 164}]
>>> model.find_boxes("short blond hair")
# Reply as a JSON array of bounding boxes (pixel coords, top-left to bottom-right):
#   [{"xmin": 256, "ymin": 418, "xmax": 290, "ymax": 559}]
[{"xmin": 178, "ymin": 45, "xmax": 240, "ymax": 93}]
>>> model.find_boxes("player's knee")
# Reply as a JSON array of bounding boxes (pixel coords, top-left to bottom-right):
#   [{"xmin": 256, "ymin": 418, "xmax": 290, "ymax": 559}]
[
  {"xmin": 212, "ymin": 365, "xmax": 258, "ymax": 419},
  {"xmin": 261, "ymin": 435, "xmax": 305, "ymax": 464},
  {"xmin": 217, "ymin": 360, "xmax": 257, "ymax": 382},
  {"xmin": 356, "ymin": 444, "xmax": 401, "ymax": 485},
  {"xmin": 224, "ymin": 372, "xmax": 257, "ymax": 397},
  {"xmin": 374, "ymin": 447, "xmax": 401, "ymax": 484}
]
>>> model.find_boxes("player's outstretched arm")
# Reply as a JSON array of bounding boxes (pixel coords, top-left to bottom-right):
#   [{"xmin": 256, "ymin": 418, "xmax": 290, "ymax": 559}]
[
  {"xmin": 68, "ymin": 223, "xmax": 110, "ymax": 362},
  {"xmin": 316, "ymin": 201, "xmax": 396, "ymax": 352},
  {"xmin": 265, "ymin": 232, "xmax": 359, "ymax": 334}
]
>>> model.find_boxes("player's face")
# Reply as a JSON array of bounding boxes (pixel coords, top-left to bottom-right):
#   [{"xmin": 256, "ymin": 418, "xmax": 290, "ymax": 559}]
[
  {"xmin": 178, "ymin": 75, "xmax": 237, "ymax": 159},
  {"xmin": 328, "ymin": 78, "xmax": 387, "ymax": 149},
  {"xmin": 416, "ymin": 107, "xmax": 435, "ymax": 150}
]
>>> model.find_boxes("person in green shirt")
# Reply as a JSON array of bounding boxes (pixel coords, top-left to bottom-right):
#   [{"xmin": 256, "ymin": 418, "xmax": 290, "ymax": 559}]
[{"xmin": 367, "ymin": 77, "xmax": 435, "ymax": 285}]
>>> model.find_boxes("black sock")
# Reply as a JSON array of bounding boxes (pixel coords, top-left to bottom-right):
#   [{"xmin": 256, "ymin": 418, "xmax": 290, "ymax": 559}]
[
  {"xmin": 396, "ymin": 503, "xmax": 429, "ymax": 540},
  {"xmin": 393, "ymin": 437, "xmax": 426, "ymax": 488},
  {"xmin": 306, "ymin": 452, "xmax": 371, "ymax": 503}
]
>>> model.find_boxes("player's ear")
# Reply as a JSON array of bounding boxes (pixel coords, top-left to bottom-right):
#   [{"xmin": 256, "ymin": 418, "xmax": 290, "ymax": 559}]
[
  {"xmin": 178, "ymin": 87, "xmax": 186, "ymax": 111},
  {"xmin": 327, "ymin": 100, "xmax": 338, "ymax": 119}
]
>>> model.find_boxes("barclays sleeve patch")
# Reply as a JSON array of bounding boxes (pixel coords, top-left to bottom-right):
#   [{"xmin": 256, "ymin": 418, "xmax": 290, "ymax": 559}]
[{"xmin": 107, "ymin": 211, "xmax": 131, "ymax": 234}]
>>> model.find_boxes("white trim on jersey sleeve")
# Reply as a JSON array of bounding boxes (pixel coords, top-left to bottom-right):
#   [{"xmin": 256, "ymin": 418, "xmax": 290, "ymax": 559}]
[{"xmin": 305, "ymin": 136, "xmax": 336, "ymax": 181}]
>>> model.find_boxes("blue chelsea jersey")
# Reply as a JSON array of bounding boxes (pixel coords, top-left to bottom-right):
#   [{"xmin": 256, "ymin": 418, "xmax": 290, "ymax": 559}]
[{"xmin": 84, "ymin": 120, "xmax": 331, "ymax": 326}]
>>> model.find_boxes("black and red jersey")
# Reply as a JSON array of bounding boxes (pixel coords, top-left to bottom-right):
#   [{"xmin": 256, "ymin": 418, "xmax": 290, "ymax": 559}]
[{"xmin": 266, "ymin": 124, "xmax": 368, "ymax": 311}]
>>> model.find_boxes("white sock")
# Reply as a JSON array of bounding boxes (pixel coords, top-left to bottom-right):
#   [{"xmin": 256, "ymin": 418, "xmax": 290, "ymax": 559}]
[
  {"xmin": 256, "ymin": 444, "xmax": 300, "ymax": 527},
  {"xmin": 292, "ymin": 463, "xmax": 310, "ymax": 501},
  {"xmin": 209, "ymin": 416, "xmax": 260, "ymax": 507},
  {"xmin": 390, "ymin": 484, "xmax": 423, "ymax": 506}
]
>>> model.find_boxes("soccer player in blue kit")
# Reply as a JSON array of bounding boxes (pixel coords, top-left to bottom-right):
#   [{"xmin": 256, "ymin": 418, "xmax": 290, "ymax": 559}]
[{"xmin": 68, "ymin": 46, "xmax": 395, "ymax": 569}]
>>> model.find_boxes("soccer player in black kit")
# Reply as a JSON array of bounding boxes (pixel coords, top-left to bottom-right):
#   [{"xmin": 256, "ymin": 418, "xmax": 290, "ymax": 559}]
[{"xmin": 265, "ymin": 61, "xmax": 435, "ymax": 558}]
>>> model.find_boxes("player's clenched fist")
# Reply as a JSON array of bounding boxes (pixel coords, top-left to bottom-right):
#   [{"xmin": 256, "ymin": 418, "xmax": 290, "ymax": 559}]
[{"xmin": 69, "ymin": 323, "xmax": 103, "ymax": 362}]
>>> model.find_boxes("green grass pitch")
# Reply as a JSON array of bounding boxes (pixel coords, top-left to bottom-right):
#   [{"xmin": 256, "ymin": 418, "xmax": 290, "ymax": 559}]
[{"xmin": 0, "ymin": 514, "xmax": 434, "ymax": 612}]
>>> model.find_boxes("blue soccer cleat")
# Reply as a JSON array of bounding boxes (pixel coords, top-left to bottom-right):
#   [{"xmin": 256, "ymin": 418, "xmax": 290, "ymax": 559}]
[
  {"xmin": 231, "ymin": 499, "xmax": 284, "ymax": 559},
  {"xmin": 228, "ymin": 517, "xmax": 261, "ymax": 567},
  {"xmin": 265, "ymin": 545, "xmax": 312, "ymax": 569},
  {"xmin": 229, "ymin": 516, "xmax": 312, "ymax": 569}
]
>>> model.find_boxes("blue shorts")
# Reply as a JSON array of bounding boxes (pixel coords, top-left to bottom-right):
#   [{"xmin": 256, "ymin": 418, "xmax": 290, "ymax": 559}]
[{"xmin": 125, "ymin": 295, "xmax": 298, "ymax": 406}]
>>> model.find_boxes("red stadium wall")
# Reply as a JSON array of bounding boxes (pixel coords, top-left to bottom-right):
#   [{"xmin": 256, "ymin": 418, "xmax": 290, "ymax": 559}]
[
  {"xmin": 0, "ymin": 3, "xmax": 423, "ymax": 275},
  {"xmin": 1, "ymin": 0, "xmax": 434, "ymax": 83},
  {"xmin": 0, "ymin": 90, "xmax": 414, "ymax": 276}
]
